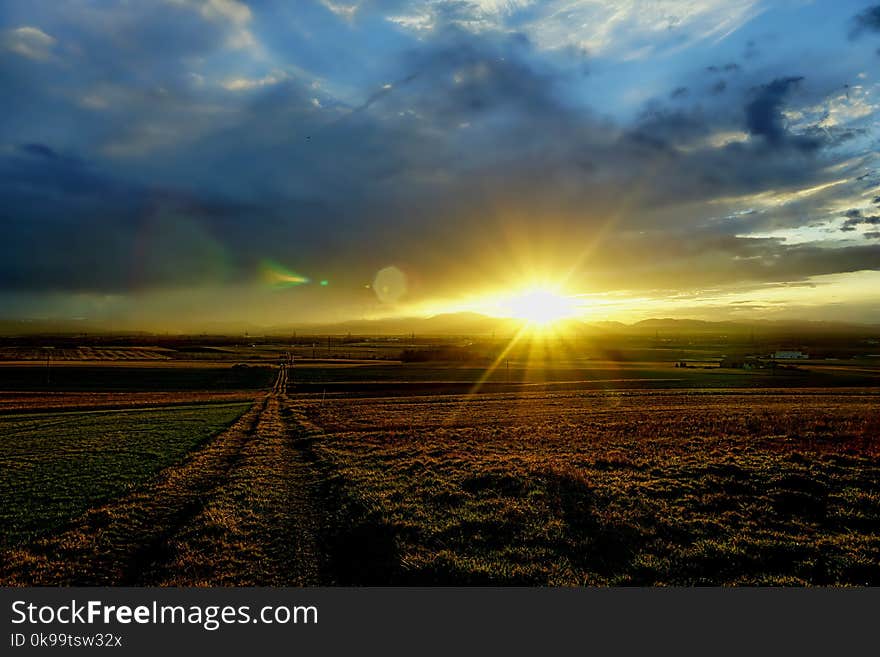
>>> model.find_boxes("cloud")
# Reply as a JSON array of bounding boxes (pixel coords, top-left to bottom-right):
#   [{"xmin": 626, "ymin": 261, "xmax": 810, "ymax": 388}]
[
  {"xmin": 0, "ymin": 26, "xmax": 55, "ymax": 60},
  {"xmin": 850, "ymin": 5, "xmax": 880, "ymax": 38},
  {"xmin": 1, "ymin": 1, "xmax": 879, "ymax": 324},
  {"xmin": 707, "ymin": 63, "xmax": 741, "ymax": 74},
  {"xmin": 168, "ymin": 0, "xmax": 256, "ymax": 49},
  {"xmin": 840, "ymin": 209, "xmax": 880, "ymax": 232},
  {"xmin": 222, "ymin": 71, "xmax": 289, "ymax": 91},
  {"xmin": 474, "ymin": 0, "xmax": 761, "ymax": 59},
  {"xmin": 744, "ymin": 76, "xmax": 822, "ymax": 151},
  {"xmin": 19, "ymin": 143, "xmax": 58, "ymax": 159}
]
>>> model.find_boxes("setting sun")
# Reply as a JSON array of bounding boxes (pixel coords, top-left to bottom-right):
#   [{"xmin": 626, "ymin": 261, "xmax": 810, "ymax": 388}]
[{"xmin": 497, "ymin": 287, "xmax": 580, "ymax": 328}]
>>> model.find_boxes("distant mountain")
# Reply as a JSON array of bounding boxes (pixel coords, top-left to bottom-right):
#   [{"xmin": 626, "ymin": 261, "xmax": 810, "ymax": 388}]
[
  {"xmin": 634, "ymin": 318, "xmax": 719, "ymax": 328},
  {"xmin": 0, "ymin": 313, "xmax": 877, "ymax": 338},
  {"xmin": 260, "ymin": 314, "xmax": 880, "ymax": 338},
  {"xmin": 591, "ymin": 320, "xmax": 629, "ymax": 330},
  {"xmin": 264, "ymin": 312, "xmax": 519, "ymax": 336}
]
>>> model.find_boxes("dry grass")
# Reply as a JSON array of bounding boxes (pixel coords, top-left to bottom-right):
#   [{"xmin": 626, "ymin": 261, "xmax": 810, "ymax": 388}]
[
  {"xmin": 146, "ymin": 393, "xmax": 323, "ymax": 586},
  {"xmin": 301, "ymin": 388, "xmax": 880, "ymax": 585},
  {"xmin": 4, "ymin": 372, "xmax": 878, "ymax": 586}
]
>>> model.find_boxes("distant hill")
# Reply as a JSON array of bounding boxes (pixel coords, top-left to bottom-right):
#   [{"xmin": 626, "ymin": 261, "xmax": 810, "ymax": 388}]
[
  {"xmin": 0, "ymin": 313, "xmax": 877, "ymax": 338},
  {"xmin": 264, "ymin": 312, "xmax": 519, "ymax": 336}
]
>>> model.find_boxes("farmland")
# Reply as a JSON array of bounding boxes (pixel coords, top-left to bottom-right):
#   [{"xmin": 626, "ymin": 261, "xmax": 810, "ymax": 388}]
[
  {"xmin": 0, "ymin": 338, "xmax": 878, "ymax": 586},
  {"xmin": 0, "ymin": 367, "xmax": 323, "ymax": 586},
  {"xmin": 302, "ymin": 389, "xmax": 880, "ymax": 585},
  {"xmin": 0, "ymin": 391, "xmax": 260, "ymax": 415},
  {"xmin": 0, "ymin": 362, "xmax": 275, "ymax": 392},
  {"xmin": 0, "ymin": 402, "xmax": 252, "ymax": 547}
]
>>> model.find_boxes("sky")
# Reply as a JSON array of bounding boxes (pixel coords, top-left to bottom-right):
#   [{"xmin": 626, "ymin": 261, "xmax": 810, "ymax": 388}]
[{"xmin": 2, "ymin": 0, "xmax": 880, "ymax": 330}]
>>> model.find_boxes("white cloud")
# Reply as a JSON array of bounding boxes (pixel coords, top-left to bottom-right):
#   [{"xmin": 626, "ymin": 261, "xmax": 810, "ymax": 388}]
[
  {"xmin": 321, "ymin": 1, "xmax": 359, "ymax": 21},
  {"xmin": 167, "ymin": 0, "xmax": 256, "ymax": 49},
  {"xmin": 526, "ymin": 0, "xmax": 763, "ymax": 58},
  {"xmin": 386, "ymin": 0, "xmax": 762, "ymax": 59},
  {"xmin": 1, "ymin": 26, "xmax": 56, "ymax": 61},
  {"xmin": 222, "ymin": 70, "xmax": 288, "ymax": 91},
  {"xmin": 79, "ymin": 94, "xmax": 109, "ymax": 110},
  {"xmin": 201, "ymin": 0, "xmax": 251, "ymax": 25},
  {"xmin": 790, "ymin": 84, "xmax": 879, "ymax": 132},
  {"xmin": 674, "ymin": 130, "xmax": 750, "ymax": 153}
]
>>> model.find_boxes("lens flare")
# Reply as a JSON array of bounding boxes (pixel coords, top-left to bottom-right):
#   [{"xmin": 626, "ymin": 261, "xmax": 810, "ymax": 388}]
[
  {"xmin": 373, "ymin": 266, "xmax": 408, "ymax": 303},
  {"xmin": 260, "ymin": 260, "xmax": 310, "ymax": 288}
]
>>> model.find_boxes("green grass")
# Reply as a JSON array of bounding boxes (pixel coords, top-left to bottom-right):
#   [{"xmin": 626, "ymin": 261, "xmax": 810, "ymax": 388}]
[{"xmin": 0, "ymin": 402, "xmax": 251, "ymax": 547}]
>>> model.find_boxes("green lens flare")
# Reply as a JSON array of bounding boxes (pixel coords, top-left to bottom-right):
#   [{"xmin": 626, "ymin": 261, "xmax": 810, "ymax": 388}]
[
  {"xmin": 320, "ymin": 280, "xmax": 329, "ymax": 286},
  {"xmin": 260, "ymin": 260, "xmax": 310, "ymax": 288}
]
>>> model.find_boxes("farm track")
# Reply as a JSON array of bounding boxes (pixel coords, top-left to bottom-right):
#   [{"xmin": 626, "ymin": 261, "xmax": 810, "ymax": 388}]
[
  {"xmin": 142, "ymin": 367, "xmax": 323, "ymax": 585},
  {"xmin": 0, "ymin": 366, "xmax": 326, "ymax": 586}
]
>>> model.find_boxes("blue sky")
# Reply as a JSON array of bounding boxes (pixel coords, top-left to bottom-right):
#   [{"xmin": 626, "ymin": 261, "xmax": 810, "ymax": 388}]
[{"xmin": 1, "ymin": 0, "xmax": 879, "ymax": 329}]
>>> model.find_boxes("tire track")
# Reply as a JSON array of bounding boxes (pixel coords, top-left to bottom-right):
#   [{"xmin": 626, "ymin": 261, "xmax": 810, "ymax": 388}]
[
  {"xmin": 143, "ymin": 364, "xmax": 324, "ymax": 585},
  {"xmin": 143, "ymin": 386, "xmax": 323, "ymax": 585},
  {"xmin": 0, "ymin": 371, "xmax": 288, "ymax": 585},
  {"xmin": 1, "ymin": 366, "xmax": 327, "ymax": 586}
]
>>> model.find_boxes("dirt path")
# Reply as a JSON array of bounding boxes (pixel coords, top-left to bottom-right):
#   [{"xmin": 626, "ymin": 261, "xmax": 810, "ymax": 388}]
[
  {"xmin": 143, "ymin": 368, "xmax": 323, "ymax": 585},
  {"xmin": 0, "ymin": 366, "xmax": 325, "ymax": 586}
]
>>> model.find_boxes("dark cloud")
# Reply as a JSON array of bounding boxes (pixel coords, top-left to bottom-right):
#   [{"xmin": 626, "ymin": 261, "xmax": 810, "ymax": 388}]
[
  {"xmin": 840, "ymin": 210, "xmax": 880, "ymax": 232},
  {"xmin": 851, "ymin": 5, "xmax": 880, "ymax": 37},
  {"xmin": 20, "ymin": 143, "xmax": 58, "ymax": 159},
  {"xmin": 0, "ymin": 1, "xmax": 878, "ymax": 324},
  {"xmin": 0, "ymin": 142, "xmax": 322, "ymax": 293},
  {"xmin": 555, "ymin": 232, "xmax": 880, "ymax": 291},
  {"xmin": 398, "ymin": 28, "xmax": 562, "ymax": 120},
  {"xmin": 706, "ymin": 63, "xmax": 740, "ymax": 74},
  {"xmin": 745, "ymin": 77, "xmax": 822, "ymax": 152},
  {"xmin": 743, "ymin": 39, "xmax": 759, "ymax": 60}
]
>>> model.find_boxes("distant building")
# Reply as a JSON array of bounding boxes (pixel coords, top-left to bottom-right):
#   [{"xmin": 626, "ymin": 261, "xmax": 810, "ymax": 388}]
[{"xmin": 773, "ymin": 350, "xmax": 808, "ymax": 360}]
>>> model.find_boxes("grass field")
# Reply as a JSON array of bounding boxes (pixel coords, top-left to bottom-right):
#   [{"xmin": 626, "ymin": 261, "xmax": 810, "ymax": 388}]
[
  {"xmin": 284, "ymin": 359, "xmax": 878, "ymax": 397},
  {"xmin": 0, "ymin": 402, "xmax": 251, "ymax": 547},
  {"xmin": 0, "ymin": 363, "xmax": 275, "ymax": 391},
  {"xmin": 301, "ymin": 389, "xmax": 880, "ymax": 585},
  {"xmin": 1, "ymin": 357, "xmax": 878, "ymax": 586},
  {"xmin": 0, "ymin": 391, "xmax": 259, "ymax": 415}
]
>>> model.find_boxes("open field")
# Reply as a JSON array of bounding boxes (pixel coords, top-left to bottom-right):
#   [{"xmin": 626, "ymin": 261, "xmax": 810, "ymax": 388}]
[
  {"xmin": 0, "ymin": 368, "xmax": 325, "ymax": 586},
  {"xmin": 0, "ymin": 402, "xmax": 252, "ymax": 548},
  {"xmin": 0, "ymin": 363, "xmax": 275, "ymax": 391},
  {"xmin": 0, "ymin": 350, "xmax": 878, "ymax": 586},
  {"xmin": 0, "ymin": 391, "xmax": 260, "ymax": 415},
  {"xmin": 277, "ymin": 356, "xmax": 880, "ymax": 395},
  {"xmin": 302, "ymin": 389, "xmax": 880, "ymax": 585},
  {"xmin": 0, "ymin": 347, "xmax": 173, "ymax": 361}
]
